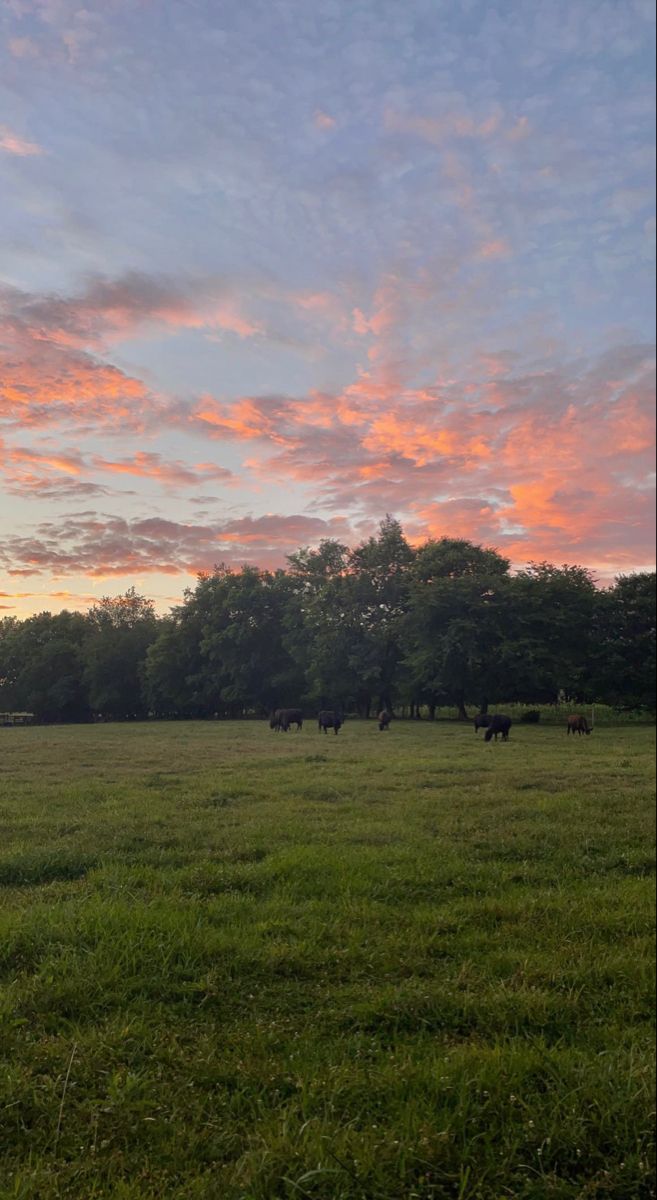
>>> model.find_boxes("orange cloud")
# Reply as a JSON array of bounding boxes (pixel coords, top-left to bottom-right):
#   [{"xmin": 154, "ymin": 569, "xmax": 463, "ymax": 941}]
[
  {"xmin": 0, "ymin": 351, "xmax": 151, "ymax": 427},
  {"xmin": 3, "ymin": 445, "xmax": 83, "ymax": 476},
  {"xmin": 91, "ymin": 452, "xmax": 234, "ymax": 488}
]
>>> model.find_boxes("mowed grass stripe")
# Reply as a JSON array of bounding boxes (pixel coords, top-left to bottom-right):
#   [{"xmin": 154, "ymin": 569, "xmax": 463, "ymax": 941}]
[{"xmin": 0, "ymin": 720, "xmax": 654, "ymax": 1199}]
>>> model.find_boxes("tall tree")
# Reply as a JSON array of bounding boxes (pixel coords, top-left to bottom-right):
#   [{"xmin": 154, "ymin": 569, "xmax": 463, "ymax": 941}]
[
  {"xmin": 0, "ymin": 612, "xmax": 91, "ymax": 722},
  {"xmin": 402, "ymin": 540, "xmax": 511, "ymax": 717},
  {"xmin": 84, "ymin": 589, "xmax": 158, "ymax": 718},
  {"xmin": 592, "ymin": 573, "xmax": 656, "ymax": 710},
  {"xmin": 505, "ymin": 563, "xmax": 597, "ymax": 702},
  {"xmin": 181, "ymin": 566, "xmax": 303, "ymax": 716},
  {"xmin": 347, "ymin": 517, "xmax": 415, "ymax": 713}
]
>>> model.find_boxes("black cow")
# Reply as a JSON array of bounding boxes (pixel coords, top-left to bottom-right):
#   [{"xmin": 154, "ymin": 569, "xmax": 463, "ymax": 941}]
[
  {"xmin": 567, "ymin": 714, "xmax": 591, "ymax": 736},
  {"xmin": 270, "ymin": 707, "xmax": 303, "ymax": 731},
  {"xmin": 318, "ymin": 710, "xmax": 342, "ymax": 735},
  {"xmin": 484, "ymin": 714, "xmax": 512, "ymax": 742},
  {"xmin": 473, "ymin": 712, "xmax": 491, "ymax": 733},
  {"xmin": 378, "ymin": 710, "xmax": 392, "ymax": 731},
  {"xmin": 281, "ymin": 708, "xmax": 303, "ymax": 731}
]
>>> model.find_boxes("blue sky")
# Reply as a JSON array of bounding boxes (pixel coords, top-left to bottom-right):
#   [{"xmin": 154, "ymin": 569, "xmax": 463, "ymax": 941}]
[{"xmin": 1, "ymin": 0, "xmax": 654, "ymax": 614}]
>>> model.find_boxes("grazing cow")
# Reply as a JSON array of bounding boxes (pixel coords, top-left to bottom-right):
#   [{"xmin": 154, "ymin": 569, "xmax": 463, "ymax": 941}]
[
  {"xmin": 567, "ymin": 714, "xmax": 591, "ymax": 736},
  {"xmin": 378, "ymin": 710, "xmax": 392, "ymax": 731},
  {"xmin": 318, "ymin": 710, "xmax": 342, "ymax": 735},
  {"xmin": 484, "ymin": 714, "xmax": 512, "ymax": 742},
  {"xmin": 281, "ymin": 708, "xmax": 303, "ymax": 731},
  {"xmin": 473, "ymin": 713, "xmax": 491, "ymax": 734},
  {"xmin": 270, "ymin": 707, "xmax": 303, "ymax": 731}
]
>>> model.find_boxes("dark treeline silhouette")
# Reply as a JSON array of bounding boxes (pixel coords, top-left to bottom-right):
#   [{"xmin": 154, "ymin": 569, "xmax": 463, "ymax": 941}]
[{"xmin": 0, "ymin": 519, "xmax": 655, "ymax": 723}]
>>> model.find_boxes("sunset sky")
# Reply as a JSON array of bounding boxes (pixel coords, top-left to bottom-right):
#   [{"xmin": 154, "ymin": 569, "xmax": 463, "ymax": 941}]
[{"xmin": 1, "ymin": 0, "xmax": 655, "ymax": 617}]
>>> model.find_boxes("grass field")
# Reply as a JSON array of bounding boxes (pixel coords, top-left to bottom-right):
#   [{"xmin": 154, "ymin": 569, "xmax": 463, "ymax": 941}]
[{"xmin": 0, "ymin": 719, "xmax": 655, "ymax": 1200}]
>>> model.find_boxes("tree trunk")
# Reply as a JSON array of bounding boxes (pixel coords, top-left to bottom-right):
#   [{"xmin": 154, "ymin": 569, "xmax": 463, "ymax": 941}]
[
  {"xmin": 457, "ymin": 697, "xmax": 469, "ymax": 721},
  {"xmin": 428, "ymin": 703, "xmax": 436, "ymax": 721},
  {"xmin": 480, "ymin": 697, "xmax": 489, "ymax": 714}
]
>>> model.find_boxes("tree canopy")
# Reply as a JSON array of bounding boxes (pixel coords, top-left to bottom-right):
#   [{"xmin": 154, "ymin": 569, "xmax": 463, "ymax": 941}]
[{"xmin": 1, "ymin": 521, "xmax": 654, "ymax": 721}]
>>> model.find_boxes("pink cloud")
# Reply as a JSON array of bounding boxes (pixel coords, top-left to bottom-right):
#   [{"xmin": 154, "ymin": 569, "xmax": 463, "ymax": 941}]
[
  {"xmin": 181, "ymin": 342, "xmax": 655, "ymax": 575},
  {"xmin": 90, "ymin": 451, "xmax": 235, "ymax": 488},
  {"xmin": 8, "ymin": 36, "xmax": 39, "ymax": 58},
  {"xmin": 0, "ymin": 437, "xmax": 235, "ymax": 497},
  {"xmin": 384, "ymin": 108, "xmax": 502, "ymax": 144},
  {"xmin": 0, "ymin": 512, "xmax": 356, "ymax": 578},
  {"xmin": 478, "ymin": 239, "xmax": 511, "ymax": 260},
  {"xmin": 0, "ymin": 274, "xmax": 263, "ymax": 361},
  {"xmin": 1, "ymin": 272, "xmax": 654, "ymax": 582},
  {"xmin": 314, "ymin": 110, "xmax": 337, "ymax": 131},
  {"xmin": 0, "ymin": 124, "xmax": 43, "ymax": 156},
  {"xmin": 507, "ymin": 116, "xmax": 531, "ymax": 142}
]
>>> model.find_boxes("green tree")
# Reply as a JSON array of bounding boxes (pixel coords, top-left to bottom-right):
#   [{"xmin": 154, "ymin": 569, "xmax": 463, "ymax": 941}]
[
  {"xmin": 84, "ymin": 589, "xmax": 158, "ymax": 718},
  {"xmin": 0, "ymin": 612, "xmax": 90, "ymax": 722},
  {"xmin": 592, "ymin": 573, "xmax": 656, "ymax": 710},
  {"xmin": 168, "ymin": 566, "xmax": 303, "ymax": 717},
  {"xmin": 287, "ymin": 519, "xmax": 415, "ymax": 715},
  {"xmin": 402, "ymin": 540, "xmax": 511, "ymax": 717},
  {"xmin": 504, "ymin": 563, "xmax": 597, "ymax": 702}
]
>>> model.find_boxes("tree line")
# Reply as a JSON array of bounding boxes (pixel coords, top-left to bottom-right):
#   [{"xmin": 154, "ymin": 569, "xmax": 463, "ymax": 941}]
[{"xmin": 0, "ymin": 519, "xmax": 654, "ymax": 723}]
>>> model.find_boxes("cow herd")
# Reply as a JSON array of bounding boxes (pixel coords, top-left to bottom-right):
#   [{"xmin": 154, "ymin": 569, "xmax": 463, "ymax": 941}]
[{"xmin": 270, "ymin": 708, "xmax": 593, "ymax": 738}]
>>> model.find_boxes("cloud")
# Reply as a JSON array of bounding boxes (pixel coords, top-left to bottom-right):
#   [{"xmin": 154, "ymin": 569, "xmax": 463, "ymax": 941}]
[
  {"xmin": 8, "ymin": 36, "xmax": 39, "ymax": 59},
  {"xmin": 0, "ymin": 439, "xmax": 235, "ymax": 497},
  {"xmin": 0, "ymin": 0, "xmax": 654, "ymax": 593},
  {"xmin": 0, "ymin": 512, "xmax": 356, "ymax": 578},
  {"xmin": 0, "ymin": 588, "xmax": 98, "ymax": 605},
  {"xmin": 181, "ymin": 341, "xmax": 655, "ymax": 575},
  {"xmin": 89, "ymin": 452, "xmax": 235, "ymax": 488},
  {"xmin": 314, "ymin": 110, "xmax": 337, "ymax": 131},
  {"xmin": 384, "ymin": 108, "xmax": 503, "ymax": 144},
  {"xmin": 0, "ymin": 281, "xmax": 161, "ymax": 429},
  {"xmin": 0, "ymin": 124, "xmax": 43, "ymax": 156},
  {"xmin": 478, "ymin": 239, "xmax": 511, "ymax": 260},
  {"xmin": 1, "ymin": 273, "xmax": 263, "ymax": 353}
]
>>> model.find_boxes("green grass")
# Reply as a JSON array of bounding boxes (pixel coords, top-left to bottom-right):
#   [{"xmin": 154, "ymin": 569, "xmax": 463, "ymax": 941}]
[
  {"xmin": 428, "ymin": 704, "xmax": 653, "ymax": 725},
  {"xmin": 0, "ymin": 719, "xmax": 654, "ymax": 1200}
]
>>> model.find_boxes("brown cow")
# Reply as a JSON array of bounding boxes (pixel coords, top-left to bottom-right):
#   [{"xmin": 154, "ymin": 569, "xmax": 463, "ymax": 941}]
[
  {"xmin": 567, "ymin": 714, "xmax": 591, "ymax": 736},
  {"xmin": 378, "ymin": 710, "xmax": 392, "ymax": 731}
]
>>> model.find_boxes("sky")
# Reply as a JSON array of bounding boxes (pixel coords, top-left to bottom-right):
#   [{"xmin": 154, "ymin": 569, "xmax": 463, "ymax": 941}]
[{"xmin": 1, "ymin": 0, "xmax": 655, "ymax": 618}]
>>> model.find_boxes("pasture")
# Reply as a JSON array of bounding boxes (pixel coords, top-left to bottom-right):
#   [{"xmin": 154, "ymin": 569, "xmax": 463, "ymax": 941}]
[{"xmin": 0, "ymin": 719, "xmax": 655, "ymax": 1199}]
